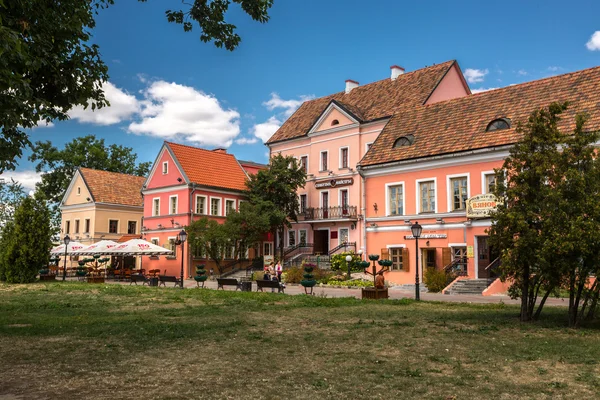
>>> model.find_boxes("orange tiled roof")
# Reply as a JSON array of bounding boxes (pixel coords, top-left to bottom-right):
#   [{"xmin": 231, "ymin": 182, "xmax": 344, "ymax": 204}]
[
  {"xmin": 266, "ymin": 61, "xmax": 458, "ymax": 144},
  {"xmin": 79, "ymin": 168, "xmax": 145, "ymax": 206},
  {"xmin": 360, "ymin": 65, "xmax": 600, "ymax": 167},
  {"xmin": 167, "ymin": 142, "xmax": 248, "ymax": 191},
  {"xmin": 117, "ymin": 234, "xmax": 142, "ymax": 243}
]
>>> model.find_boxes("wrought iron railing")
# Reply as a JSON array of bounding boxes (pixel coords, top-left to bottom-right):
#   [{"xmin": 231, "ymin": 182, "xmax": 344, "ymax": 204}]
[
  {"xmin": 328, "ymin": 242, "xmax": 356, "ymax": 256},
  {"xmin": 304, "ymin": 206, "xmax": 358, "ymax": 220},
  {"xmin": 444, "ymin": 257, "xmax": 468, "ymax": 276},
  {"xmin": 485, "ymin": 256, "xmax": 501, "ymax": 273}
]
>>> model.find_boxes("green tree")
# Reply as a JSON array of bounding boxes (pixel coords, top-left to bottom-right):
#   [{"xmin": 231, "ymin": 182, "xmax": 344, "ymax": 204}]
[
  {"xmin": 246, "ymin": 154, "xmax": 306, "ymax": 261},
  {"xmin": 0, "ymin": 178, "xmax": 26, "ymax": 231},
  {"xmin": 186, "ymin": 217, "xmax": 231, "ymax": 276},
  {"xmin": 489, "ymin": 103, "xmax": 567, "ymax": 322},
  {"xmin": 0, "ymin": 193, "xmax": 53, "ymax": 283},
  {"xmin": 1, "ymin": 0, "xmax": 274, "ymax": 172}
]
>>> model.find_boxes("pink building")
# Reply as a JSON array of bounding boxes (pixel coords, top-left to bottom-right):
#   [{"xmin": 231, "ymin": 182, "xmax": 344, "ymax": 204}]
[
  {"xmin": 141, "ymin": 142, "xmax": 266, "ymax": 278},
  {"xmin": 268, "ymin": 61, "xmax": 600, "ymax": 293}
]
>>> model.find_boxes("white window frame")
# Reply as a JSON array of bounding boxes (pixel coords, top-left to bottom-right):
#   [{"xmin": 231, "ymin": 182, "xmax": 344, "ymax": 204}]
[
  {"xmin": 153, "ymin": 198, "xmax": 160, "ymax": 217},
  {"xmin": 162, "ymin": 161, "xmax": 168, "ymax": 175},
  {"xmin": 338, "ymin": 188, "xmax": 349, "ymax": 207},
  {"xmin": 481, "ymin": 170, "xmax": 496, "ymax": 194},
  {"xmin": 288, "ymin": 230, "xmax": 296, "ymax": 247},
  {"xmin": 127, "ymin": 220, "xmax": 137, "ymax": 234},
  {"xmin": 299, "ymin": 229, "xmax": 308, "ymax": 245},
  {"xmin": 167, "ymin": 236, "xmax": 177, "ymax": 253},
  {"xmin": 320, "ymin": 150, "xmax": 329, "ymax": 171},
  {"xmin": 210, "ymin": 196, "xmax": 222, "ymax": 216},
  {"xmin": 385, "ymin": 181, "xmax": 405, "ymax": 216},
  {"xmin": 339, "ymin": 228, "xmax": 350, "ymax": 244},
  {"xmin": 169, "ymin": 195, "xmax": 178, "ymax": 215},
  {"xmin": 150, "ymin": 237, "xmax": 159, "ymax": 246},
  {"xmin": 339, "ymin": 146, "xmax": 350, "ymax": 169},
  {"xmin": 224, "ymin": 198, "xmax": 236, "ymax": 216},
  {"xmin": 195, "ymin": 195, "xmax": 207, "ymax": 214},
  {"xmin": 108, "ymin": 219, "xmax": 119, "ymax": 234},
  {"xmin": 416, "ymin": 177, "xmax": 438, "ymax": 214},
  {"xmin": 320, "ymin": 190, "xmax": 330, "ymax": 208},
  {"xmin": 446, "ymin": 173, "xmax": 470, "ymax": 212},
  {"xmin": 299, "ymin": 154, "xmax": 309, "ymax": 174},
  {"xmin": 299, "ymin": 193, "xmax": 308, "ymax": 213}
]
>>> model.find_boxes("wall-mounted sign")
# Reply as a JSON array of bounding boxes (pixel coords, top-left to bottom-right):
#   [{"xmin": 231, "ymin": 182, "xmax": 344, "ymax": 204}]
[
  {"xmin": 467, "ymin": 246, "xmax": 474, "ymax": 258},
  {"xmin": 404, "ymin": 233, "xmax": 447, "ymax": 240},
  {"xmin": 466, "ymin": 193, "xmax": 503, "ymax": 218},
  {"xmin": 315, "ymin": 177, "xmax": 354, "ymax": 189}
]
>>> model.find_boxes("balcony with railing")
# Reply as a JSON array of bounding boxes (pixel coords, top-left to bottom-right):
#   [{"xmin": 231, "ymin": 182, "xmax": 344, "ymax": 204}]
[{"xmin": 303, "ymin": 205, "xmax": 358, "ymax": 221}]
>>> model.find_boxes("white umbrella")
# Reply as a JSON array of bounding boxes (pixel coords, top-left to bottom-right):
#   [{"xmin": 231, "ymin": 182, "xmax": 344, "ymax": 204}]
[
  {"xmin": 72, "ymin": 240, "xmax": 119, "ymax": 255},
  {"xmin": 50, "ymin": 241, "xmax": 87, "ymax": 255},
  {"xmin": 104, "ymin": 238, "xmax": 174, "ymax": 256}
]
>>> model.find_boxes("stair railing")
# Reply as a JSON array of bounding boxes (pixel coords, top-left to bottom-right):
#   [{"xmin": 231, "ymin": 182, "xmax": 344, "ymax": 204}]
[
  {"xmin": 328, "ymin": 242, "xmax": 356, "ymax": 256},
  {"xmin": 444, "ymin": 257, "xmax": 468, "ymax": 276}
]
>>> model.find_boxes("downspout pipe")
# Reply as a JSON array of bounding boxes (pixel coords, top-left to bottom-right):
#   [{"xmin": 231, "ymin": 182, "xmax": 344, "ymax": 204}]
[{"xmin": 357, "ymin": 167, "xmax": 367, "ymax": 256}]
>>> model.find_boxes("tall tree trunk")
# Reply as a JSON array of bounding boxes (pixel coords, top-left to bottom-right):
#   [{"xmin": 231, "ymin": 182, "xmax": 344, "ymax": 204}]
[
  {"xmin": 533, "ymin": 289, "xmax": 551, "ymax": 320},
  {"xmin": 521, "ymin": 263, "xmax": 531, "ymax": 322}
]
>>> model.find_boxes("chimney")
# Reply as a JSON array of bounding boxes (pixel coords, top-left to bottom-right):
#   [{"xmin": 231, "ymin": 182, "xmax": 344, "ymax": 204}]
[
  {"xmin": 345, "ymin": 79, "xmax": 359, "ymax": 94},
  {"xmin": 390, "ymin": 65, "xmax": 405, "ymax": 80},
  {"xmin": 212, "ymin": 148, "xmax": 227, "ymax": 154}
]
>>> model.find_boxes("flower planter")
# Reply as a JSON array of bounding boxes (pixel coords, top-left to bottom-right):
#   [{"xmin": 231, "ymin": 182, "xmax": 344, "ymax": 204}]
[
  {"xmin": 87, "ymin": 276, "xmax": 105, "ymax": 284},
  {"xmin": 361, "ymin": 288, "xmax": 389, "ymax": 300}
]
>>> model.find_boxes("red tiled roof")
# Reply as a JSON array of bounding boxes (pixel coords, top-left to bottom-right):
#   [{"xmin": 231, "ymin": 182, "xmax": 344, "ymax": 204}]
[
  {"xmin": 117, "ymin": 234, "xmax": 142, "ymax": 243},
  {"xmin": 266, "ymin": 61, "xmax": 457, "ymax": 143},
  {"xmin": 360, "ymin": 65, "xmax": 600, "ymax": 167},
  {"xmin": 166, "ymin": 142, "xmax": 248, "ymax": 191},
  {"xmin": 79, "ymin": 168, "xmax": 145, "ymax": 206}
]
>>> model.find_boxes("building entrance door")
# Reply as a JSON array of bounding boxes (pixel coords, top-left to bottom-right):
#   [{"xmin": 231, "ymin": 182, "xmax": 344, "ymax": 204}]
[
  {"xmin": 313, "ymin": 230, "xmax": 329, "ymax": 255},
  {"xmin": 477, "ymin": 236, "xmax": 492, "ymax": 278}
]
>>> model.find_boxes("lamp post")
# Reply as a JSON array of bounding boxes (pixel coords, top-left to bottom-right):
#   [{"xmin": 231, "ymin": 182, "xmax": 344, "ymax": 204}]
[
  {"xmin": 62, "ymin": 234, "xmax": 70, "ymax": 281},
  {"xmin": 411, "ymin": 221, "xmax": 423, "ymax": 301},
  {"xmin": 177, "ymin": 229, "xmax": 188, "ymax": 289},
  {"xmin": 345, "ymin": 254, "xmax": 353, "ymax": 280}
]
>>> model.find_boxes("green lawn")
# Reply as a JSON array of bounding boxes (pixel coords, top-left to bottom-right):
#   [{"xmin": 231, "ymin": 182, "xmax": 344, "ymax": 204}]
[{"xmin": 1, "ymin": 283, "xmax": 600, "ymax": 399}]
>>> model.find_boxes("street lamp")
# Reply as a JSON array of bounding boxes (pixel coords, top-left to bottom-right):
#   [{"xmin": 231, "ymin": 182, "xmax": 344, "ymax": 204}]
[
  {"xmin": 345, "ymin": 254, "xmax": 353, "ymax": 280},
  {"xmin": 62, "ymin": 234, "xmax": 70, "ymax": 281},
  {"xmin": 177, "ymin": 229, "xmax": 187, "ymax": 289},
  {"xmin": 411, "ymin": 221, "xmax": 423, "ymax": 301}
]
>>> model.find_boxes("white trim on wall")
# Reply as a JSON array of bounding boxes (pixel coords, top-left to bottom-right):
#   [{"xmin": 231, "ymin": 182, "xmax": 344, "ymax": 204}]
[
  {"xmin": 319, "ymin": 150, "xmax": 329, "ymax": 171},
  {"xmin": 339, "ymin": 146, "xmax": 349, "ymax": 169},
  {"xmin": 481, "ymin": 170, "xmax": 496, "ymax": 194},
  {"xmin": 319, "ymin": 190, "xmax": 330, "ymax": 208},
  {"xmin": 446, "ymin": 173, "xmax": 470, "ymax": 213},
  {"xmin": 384, "ymin": 181, "xmax": 405, "ymax": 217},
  {"xmin": 224, "ymin": 198, "xmax": 236, "ymax": 216},
  {"xmin": 415, "ymin": 177, "xmax": 438, "ymax": 214},
  {"xmin": 162, "ymin": 161, "xmax": 168, "ymax": 174},
  {"xmin": 209, "ymin": 196, "xmax": 223, "ymax": 216},
  {"xmin": 386, "ymin": 244, "xmax": 406, "ymax": 248},
  {"xmin": 195, "ymin": 195, "xmax": 207, "ymax": 214},
  {"xmin": 298, "ymin": 154, "xmax": 309, "ymax": 174},
  {"xmin": 169, "ymin": 195, "xmax": 178, "ymax": 215},
  {"xmin": 152, "ymin": 197, "xmax": 160, "ymax": 216},
  {"xmin": 108, "ymin": 218, "xmax": 119, "ymax": 234}
]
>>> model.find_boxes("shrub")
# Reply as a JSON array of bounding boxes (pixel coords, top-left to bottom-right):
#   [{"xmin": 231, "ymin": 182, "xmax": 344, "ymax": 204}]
[
  {"xmin": 284, "ymin": 265, "xmax": 333, "ymax": 284},
  {"xmin": 424, "ymin": 268, "xmax": 449, "ymax": 293},
  {"xmin": 330, "ymin": 252, "xmax": 362, "ymax": 272}
]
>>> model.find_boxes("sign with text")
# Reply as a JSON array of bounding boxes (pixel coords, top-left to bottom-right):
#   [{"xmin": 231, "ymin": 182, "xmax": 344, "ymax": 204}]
[
  {"xmin": 466, "ymin": 193, "xmax": 503, "ymax": 218},
  {"xmin": 315, "ymin": 177, "xmax": 354, "ymax": 189},
  {"xmin": 404, "ymin": 233, "xmax": 447, "ymax": 240}
]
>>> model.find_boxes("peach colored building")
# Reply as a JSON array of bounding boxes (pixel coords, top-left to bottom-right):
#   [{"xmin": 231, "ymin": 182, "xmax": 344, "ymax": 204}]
[
  {"xmin": 141, "ymin": 142, "xmax": 267, "ymax": 278},
  {"xmin": 268, "ymin": 61, "xmax": 600, "ymax": 292}
]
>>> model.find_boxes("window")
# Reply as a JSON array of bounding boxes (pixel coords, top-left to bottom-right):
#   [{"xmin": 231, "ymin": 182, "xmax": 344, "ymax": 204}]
[
  {"xmin": 169, "ymin": 196, "xmax": 178, "ymax": 215},
  {"xmin": 77, "ymin": 187, "xmax": 81, "ymax": 195},
  {"xmin": 153, "ymin": 198, "xmax": 160, "ymax": 216},
  {"xmin": 450, "ymin": 177, "xmax": 468, "ymax": 211},
  {"xmin": 128, "ymin": 221, "xmax": 137, "ymax": 234},
  {"xmin": 340, "ymin": 147, "xmax": 349, "ymax": 168},
  {"xmin": 195, "ymin": 196, "xmax": 206, "ymax": 214},
  {"xmin": 264, "ymin": 242, "xmax": 273, "ymax": 256},
  {"xmin": 225, "ymin": 245, "xmax": 234, "ymax": 259},
  {"xmin": 211, "ymin": 198, "xmax": 221, "ymax": 216},
  {"xmin": 74, "ymin": 220, "xmax": 80, "ymax": 234},
  {"xmin": 484, "ymin": 173, "xmax": 497, "ymax": 194},
  {"xmin": 225, "ymin": 200, "xmax": 235, "ymax": 215},
  {"xmin": 366, "ymin": 142, "xmax": 373, "ymax": 152},
  {"xmin": 299, "ymin": 230, "xmax": 307, "ymax": 245},
  {"xmin": 299, "ymin": 194, "xmax": 307, "ymax": 214},
  {"xmin": 162, "ymin": 162, "xmax": 168, "ymax": 174},
  {"xmin": 109, "ymin": 220, "xmax": 118, "ymax": 234},
  {"xmin": 486, "ymin": 118, "xmax": 511, "ymax": 132},
  {"xmin": 393, "ymin": 134, "xmax": 414, "ymax": 148},
  {"xmin": 390, "ymin": 248, "xmax": 406, "ymax": 271},
  {"xmin": 339, "ymin": 228, "xmax": 349, "ymax": 244},
  {"xmin": 321, "ymin": 151, "xmax": 328, "ymax": 171},
  {"xmin": 419, "ymin": 181, "xmax": 435, "ymax": 213},
  {"xmin": 340, "ymin": 189, "xmax": 349, "ymax": 215},
  {"xmin": 288, "ymin": 230, "xmax": 296, "ymax": 247},
  {"xmin": 300, "ymin": 156, "xmax": 308, "ymax": 173},
  {"xmin": 388, "ymin": 184, "xmax": 403, "ymax": 216},
  {"xmin": 65, "ymin": 221, "xmax": 70, "ymax": 234},
  {"xmin": 84, "ymin": 219, "xmax": 90, "ymax": 233},
  {"xmin": 151, "ymin": 238, "xmax": 159, "ymax": 246},
  {"xmin": 331, "ymin": 119, "xmax": 339, "ymax": 126},
  {"xmin": 322, "ymin": 192, "xmax": 329, "ymax": 218},
  {"xmin": 168, "ymin": 238, "xmax": 176, "ymax": 252},
  {"xmin": 423, "ymin": 249, "xmax": 436, "ymax": 269},
  {"xmin": 193, "ymin": 245, "xmax": 205, "ymax": 259},
  {"xmin": 452, "ymin": 247, "xmax": 467, "ymax": 273}
]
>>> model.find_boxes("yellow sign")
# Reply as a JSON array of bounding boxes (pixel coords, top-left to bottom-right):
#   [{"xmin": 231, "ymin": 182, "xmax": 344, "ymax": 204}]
[
  {"xmin": 466, "ymin": 193, "xmax": 502, "ymax": 218},
  {"xmin": 467, "ymin": 246, "xmax": 474, "ymax": 258}
]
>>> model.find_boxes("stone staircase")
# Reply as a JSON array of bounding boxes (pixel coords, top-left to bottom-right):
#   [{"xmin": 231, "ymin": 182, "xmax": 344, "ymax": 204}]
[{"xmin": 444, "ymin": 279, "xmax": 495, "ymax": 295}]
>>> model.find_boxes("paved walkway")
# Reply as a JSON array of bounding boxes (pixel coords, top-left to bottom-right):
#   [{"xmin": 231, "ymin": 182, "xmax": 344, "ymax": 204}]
[{"xmin": 116, "ymin": 278, "xmax": 570, "ymax": 307}]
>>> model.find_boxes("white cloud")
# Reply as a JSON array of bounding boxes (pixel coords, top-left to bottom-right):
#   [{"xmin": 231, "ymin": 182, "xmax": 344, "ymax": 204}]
[
  {"xmin": 263, "ymin": 93, "xmax": 313, "ymax": 117},
  {"xmin": 252, "ymin": 116, "xmax": 281, "ymax": 143},
  {"xmin": 517, "ymin": 69, "xmax": 527, "ymax": 76},
  {"xmin": 0, "ymin": 170, "xmax": 43, "ymax": 191},
  {"xmin": 32, "ymin": 121, "xmax": 54, "ymax": 129},
  {"xmin": 471, "ymin": 87, "xmax": 498, "ymax": 94},
  {"xmin": 235, "ymin": 137, "xmax": 259, "ymax": 145},
  {"xmin": 128, "ymin": 81, "xmax": 240, "ymax": 147},
  {"xmin": 547, "ymin": 66, "xmax": 562, "ymax": 72},
  {"xmin": 464, "ymin": 68, "xmax": 489, "ymax": 83},
  {"xmin": 586, "ymin": 31, "xmax": 600, "ymax": 51},
  {"xmin": 68, "ymin": 82, "xmax": 139, "ymax": 125}
]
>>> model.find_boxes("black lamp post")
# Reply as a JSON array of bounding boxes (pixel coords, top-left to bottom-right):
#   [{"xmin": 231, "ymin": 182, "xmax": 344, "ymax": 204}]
[
  {"xmin": 345, "ymin": 254, "xmax": 353, "ymax": 280},
  {"xmin": 177, "ymin": 229, "xmax": 187, "ymax": 289},
  {"xmin": 411, "ymin": 221, "xmax": 422, "ymax": 301},
  {"xmin": 62, "ymin": 234, "xmax": 70, "ymax": 281}
]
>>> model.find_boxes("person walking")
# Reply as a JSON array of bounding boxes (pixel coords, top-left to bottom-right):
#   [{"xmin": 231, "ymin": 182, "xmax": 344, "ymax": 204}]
[{"xmin": 275, "ymin": 260, "xmax": 283, "ymax": 283}]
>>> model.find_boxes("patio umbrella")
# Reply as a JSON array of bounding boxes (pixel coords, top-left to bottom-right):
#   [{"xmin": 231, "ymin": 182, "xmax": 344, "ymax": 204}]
[
  {"xmin": 50, "ymin": 241, "xmax": 87, "ymax": 255},
  {"xmin": 103, "ymin": 238, "xmax": 174, "ymax": 256},
  {"xmin": 71, "ymin": 240, "xmax": 119, "ymax": 255}
]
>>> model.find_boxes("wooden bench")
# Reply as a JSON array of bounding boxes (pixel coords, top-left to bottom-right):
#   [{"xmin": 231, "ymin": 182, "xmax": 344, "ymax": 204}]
[
  {"xmin": 256, "ymin": 279, "xmax": 285, "ymax": 293},
  {"xmin": 158, "ymin": 275, "xmax": 181, "ymax": 287},
  {"xmin": 130, "ymin": 274, "xmax": 149, "ymax": 286},
  {"xmin": 216, "ymin": 278, "xmax": 241, "ymax": 290}
]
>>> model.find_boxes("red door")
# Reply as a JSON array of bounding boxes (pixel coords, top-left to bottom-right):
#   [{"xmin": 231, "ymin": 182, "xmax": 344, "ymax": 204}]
[{"xmin": 322, "ymin": 192, "xmax": 329, "ymax": 219}]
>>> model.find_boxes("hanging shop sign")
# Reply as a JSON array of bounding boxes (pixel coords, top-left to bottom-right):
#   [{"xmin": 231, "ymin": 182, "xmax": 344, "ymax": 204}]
[
  {"xmin": 404, "ymin": 234, "xmax": 447, "ymax": 240},
  {"xmin": 466, "ymin": 193, "xmax": 503, "ymax": 218},
  {"xmin": 315, "ymin": 177, "xmax": 354, "ymax": 189}
]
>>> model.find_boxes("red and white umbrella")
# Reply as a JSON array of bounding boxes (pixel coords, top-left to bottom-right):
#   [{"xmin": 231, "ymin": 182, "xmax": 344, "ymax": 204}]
[
  {"xmin": 50, "ymin": 241, "xmax": 86, "ymax": 255},
  {"xmin": 103, "ymin": 238, "xmax": 174, "ymax": 256},
  {"xmin": 71, "ymin": 240, "xmax": 119, "ymax": 255}
]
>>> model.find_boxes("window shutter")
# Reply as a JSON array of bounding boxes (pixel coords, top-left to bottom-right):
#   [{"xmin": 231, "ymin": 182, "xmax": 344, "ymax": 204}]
[
  {"xmin": 381, "ymin": 248, "xmax": 390, "ymax": 259},
  {"xmin": 402, "ymin": 248, "xmax": 410, "ymax": 272},
  {"xmin": 442, "ymin": 247, "xmax": 452, "ymax": 267}
]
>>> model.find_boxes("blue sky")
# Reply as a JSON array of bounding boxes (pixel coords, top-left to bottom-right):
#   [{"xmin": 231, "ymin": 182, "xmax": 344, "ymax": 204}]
[{"xmin": 3, "ymin": 0, "xmax": 600, "ymax": 190}]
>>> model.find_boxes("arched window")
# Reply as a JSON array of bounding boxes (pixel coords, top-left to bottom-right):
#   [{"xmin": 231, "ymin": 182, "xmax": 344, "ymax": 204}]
[
  {"xmin": 393, "ymin": 134, "xmax": 415, "ymax": 148},
  {"xmin": 331, "ymin": 119, "xmax": 340, "ymax": 126},
  {"xmin": 486, "ymin": 118, "xmax": 511, "ymax": 132}
]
